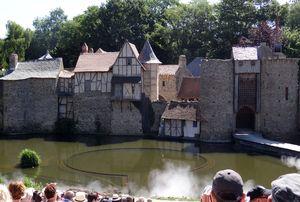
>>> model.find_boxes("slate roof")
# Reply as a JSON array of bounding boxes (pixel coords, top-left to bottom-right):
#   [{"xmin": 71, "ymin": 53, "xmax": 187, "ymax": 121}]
[
  {"xmin": 187, "ymin": 57, "xmax": 202, "ymax": 76},
  {"xmin": 177, "ymin": 77, "xmax": 200, "ymax": 100},
  {"xmin": 0, "ymin": 58, "xmax": 62, "ymax": 80},
  {"xmin": 162, "ymin": 101, "xmax": 204, "ymax": 121},
  {"xmin": 232, "ymin": 47, "xmax": 258, "ymax": 60},
  {"xmin": 138, "ymin": 40, "xmax": 161, "ymax": 64},
  {"xmin": 159, "ymin": 65, "xmax": 179, "ymax": 75},
  {"xmin": 74, "ymin": 52, "xmax": 119, "ymax": 73},
  {"xmin": 59, "ymin": 69, "xmax": 74, "ymax": 78}
]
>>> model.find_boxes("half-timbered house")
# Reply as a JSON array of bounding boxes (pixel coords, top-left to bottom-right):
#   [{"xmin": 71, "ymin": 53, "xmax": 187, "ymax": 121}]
[
  {"xmin": 111, "ymin": 41, "xmax": 144, "ymax": 135},
  {"xmin": 73, "ymin": 44, "xmax": 118, "ymax": 133}
]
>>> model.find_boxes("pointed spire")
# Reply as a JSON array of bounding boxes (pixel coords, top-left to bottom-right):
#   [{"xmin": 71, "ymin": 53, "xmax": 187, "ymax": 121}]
[
  {"xmin": 138, "ymin": 40, "xmax": 161, "ymax": 64},
  {"xmin": 38, "ymin": 50, "xmax": 53, "ymax": 60},
  {"xmin": 82, "ymin": 43, "xmax": 88, "ymax": 53}
]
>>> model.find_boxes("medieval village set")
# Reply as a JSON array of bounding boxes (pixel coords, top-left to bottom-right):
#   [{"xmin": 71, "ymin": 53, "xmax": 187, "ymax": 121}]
[{"xmin": 0, "ymin": 32, "xmax": 299, "ymax": 143}]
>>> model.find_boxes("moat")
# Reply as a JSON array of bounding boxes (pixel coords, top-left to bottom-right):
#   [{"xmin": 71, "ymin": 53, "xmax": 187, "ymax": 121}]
[{"xmin": 0, "ymin": 136, "xmax": 297, "ymax": 196}]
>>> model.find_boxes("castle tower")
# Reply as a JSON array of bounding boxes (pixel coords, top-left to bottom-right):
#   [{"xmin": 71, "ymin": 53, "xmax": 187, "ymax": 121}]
[{"xmin": 138, "ymin": 40, "xmax": 161, "ymax": 101}]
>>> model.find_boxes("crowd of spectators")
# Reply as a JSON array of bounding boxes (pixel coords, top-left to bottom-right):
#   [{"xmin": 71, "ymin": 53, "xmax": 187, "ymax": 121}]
[{"xmin": 0, "ymin": 170, "xmax": 299, "ymax": 202}]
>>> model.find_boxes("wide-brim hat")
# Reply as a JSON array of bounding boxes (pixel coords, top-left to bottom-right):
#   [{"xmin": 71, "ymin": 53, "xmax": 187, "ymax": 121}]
[
  {"xmin": 212, "ymin": 169, "xmax": 244, "ymax": 201},
  {"xmin": 73, "ymin": 191, "xmax": 87, "ymax": 202},
  {"xmin": 271, "ymin": 173, "xmax": 300, "ymax": 202}
]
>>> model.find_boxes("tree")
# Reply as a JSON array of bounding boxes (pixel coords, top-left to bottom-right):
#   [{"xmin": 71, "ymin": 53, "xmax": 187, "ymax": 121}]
[
  {"xmin": 0, "ymin": 21, "xmax": 32, "ymax": 69},
  {"xmin": 26, "ymin": 8, "xmax": 67, "ymax": 60},
  {"xmin": 287, "ymin": 1, "xmax": 300, "ymax": 29}
]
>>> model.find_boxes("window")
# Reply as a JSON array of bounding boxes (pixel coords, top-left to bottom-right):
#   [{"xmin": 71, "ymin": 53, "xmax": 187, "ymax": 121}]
[
  {"xmin": 84, "ymin": 80, "xmax": 91, "ymax": 92},
  {"xmin": 126, "ymin": 58, "xmax": 132, "ymax": 65},
  {"xmin": 251, "ymin": 61, "xmax": 255, "ymax": 66},
  {"xmin": 285, "ymin": 87, "xmax": 289, "ymax": 100},
  {"xmin": 193, "ymin": 121, "xmax": 198, "ymax": 127},
  {"xmin": 162, "ymin": 81, "xmax": 166, "ymax": 87}
]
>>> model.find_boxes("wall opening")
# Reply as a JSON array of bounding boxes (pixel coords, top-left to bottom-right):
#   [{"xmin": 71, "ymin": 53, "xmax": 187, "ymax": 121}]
[{"xmin": 236, "ymin": 106, "xmax": 255, "ymax": 130}]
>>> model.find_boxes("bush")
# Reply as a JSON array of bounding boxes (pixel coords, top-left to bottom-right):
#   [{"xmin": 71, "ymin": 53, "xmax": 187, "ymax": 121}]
[
  {"xmin": 19, "ymin": 149, "xmax": 41, "ymax": 168},
  {"xmin": 23, "ymin": 177, "xmax": 43, "ymax": 190}
]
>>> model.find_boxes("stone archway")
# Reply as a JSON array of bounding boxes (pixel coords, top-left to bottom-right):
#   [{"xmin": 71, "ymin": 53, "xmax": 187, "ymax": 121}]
[{"xmin": 236, "ymin": 106, "xmax": 255, "ymax": 130}]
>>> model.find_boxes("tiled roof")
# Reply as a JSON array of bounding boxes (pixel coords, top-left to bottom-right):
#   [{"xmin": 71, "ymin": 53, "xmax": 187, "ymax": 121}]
[
  {"xmin": 162, "ymin": 101, "xmax": 203, "ymax": 121},
  {"xmin": 74, "ymin": 52, "xmax": 119, "ymax": 72},
  {"xmin": 159, "ymin": 65, "xmax": 179, "ymax": 75},
  {"xmin": 177, "ymin": 77, "xmax": 200, "ymax": 100},
  {"xmin": 138, "ymin": 40, "xmax": 161, "ymax": 64},
  {"xmin": 187, "ymin": 57, "xmax": 202, "ymax": 76},
  {"xmin": 59, "ymin": 69, "xmax": 74, "ymax": 78},
  {"xmin": 0, "ymin": 58, "xmax": 62, "ymax": 80},
  {"xmin": 232, "ymin": 47, "xmax": 258, "ymax": 60}
]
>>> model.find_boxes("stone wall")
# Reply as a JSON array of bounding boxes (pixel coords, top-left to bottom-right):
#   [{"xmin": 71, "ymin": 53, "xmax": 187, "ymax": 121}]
[
  {"xmin": 74, "ymin": 92, "xmax": 111, "ymax": 134},
  {"xmin": 159, "ymin": 75, "xmax": 177, "ymax": 101},
  {"xmin": 260, "ymin": 59, "xmax": 299, "ymax": 141},
  {"xmin": 199, "ymin": 59, "xmax": 234, "ymax": 142},
  {"xmin": 150, "ymin": 101, "xmax": 167, "ymax": 132},
  {"xmin": 111, "ymin": 101, "xmax": 143, "ymax": 135},
  {"xmin": 143, "ymin": 64, "xmax": 159, "ymax": 101},
  {"xmin": 2, "ymin": 79, "xmax": 58, "ymax": 133}
]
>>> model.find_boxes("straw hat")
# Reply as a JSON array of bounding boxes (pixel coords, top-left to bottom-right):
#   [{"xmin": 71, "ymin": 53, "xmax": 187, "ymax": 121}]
[{"xmin": 73, "ymin": 192, "xmax": 87, "ymax": 202}]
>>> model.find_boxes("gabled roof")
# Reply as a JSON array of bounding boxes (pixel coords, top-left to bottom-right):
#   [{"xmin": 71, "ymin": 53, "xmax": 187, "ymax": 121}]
[
  {"xmin": 59, "ymin": 69, "xmax": 74, "ymax": 78},
  {"xmin": 162, "ymin": 101, "xmax": 204, "ymax": 122},
  {"xmin": 177, "ymin": 77, "xmax": 200, "ymax": 100},
  {"xmin": 128, "ymin": 42, "xmax": 140, "ymax": 59},
  {"xmin": 159, "ymin": 65, "xmax": 179, "ymax": 75},
  {"xmin": 232, "ymin": 47, "xmax": 258, "ymax": 60},
  {"xmin": 74, "ymin": 52, "xmax": 119, "ymax": 73},
  {"xmin": 138, "ymin": 40, "xmax": 161, "ymax": 64},
  {"xmin": 0, "ymin": 58, "xmax": 62, "ymax": 80},
  {"xmin": 187, "ymin": 57, "xmax": 202, "ymax": 76}
]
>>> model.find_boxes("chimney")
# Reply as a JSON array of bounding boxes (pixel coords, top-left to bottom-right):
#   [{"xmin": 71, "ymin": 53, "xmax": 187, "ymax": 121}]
[
  {"xmin": 88, "ymin": 48, "xmax": 94, "ymax": 53},
  {"xmin": 9, "ymin": 53, "xmax": 18, "ymax": 71},
  {"xmin": 178, "ymin": 55, "xmax": 186, "ymax": 69},
  {"xmin": 81, "ymin": 43, "xmax": 88, "ymax": 53}
]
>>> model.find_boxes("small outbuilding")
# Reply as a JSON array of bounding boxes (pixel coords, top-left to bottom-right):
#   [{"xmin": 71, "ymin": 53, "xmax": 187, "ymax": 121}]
[{"xmin": 160, "ymin": 101, "xmax": 204, "ymax": 138}]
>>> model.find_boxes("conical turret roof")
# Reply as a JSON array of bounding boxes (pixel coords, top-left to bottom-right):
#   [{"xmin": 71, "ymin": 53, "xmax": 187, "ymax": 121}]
[
  {"xmin": 138, "ymin": 40, "xmax": 161, "ymax": 64},
  {"xmin": 38, "ymin": 50, "xmax": 53, "ymax": 60}
]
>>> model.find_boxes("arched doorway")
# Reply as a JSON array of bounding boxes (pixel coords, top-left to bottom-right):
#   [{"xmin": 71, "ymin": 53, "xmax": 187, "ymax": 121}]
[{"xmin": 236, "ymin": 106, "xmax": 255, "ymax": 130}]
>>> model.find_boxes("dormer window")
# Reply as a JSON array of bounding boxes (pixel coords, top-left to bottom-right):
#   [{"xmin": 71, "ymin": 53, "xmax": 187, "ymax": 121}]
[
  {"xmin": 238, "ymin": 61, "xmax": 243, "ymax": 66},
  {"xmin": 126, "ymin": 58, "xmax": 132, "ymax": 65}
]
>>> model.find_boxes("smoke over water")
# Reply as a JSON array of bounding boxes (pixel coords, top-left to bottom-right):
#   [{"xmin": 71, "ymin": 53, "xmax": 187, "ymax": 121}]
[{"xmin": 281, "ymin": 156, "xmax": 300, "ymax": 171}]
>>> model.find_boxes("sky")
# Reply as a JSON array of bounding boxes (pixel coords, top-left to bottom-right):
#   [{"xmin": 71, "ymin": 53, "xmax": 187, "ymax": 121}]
[{"xmin": 0, "ymin": 0, "xmax": 291, "ymax": 39}]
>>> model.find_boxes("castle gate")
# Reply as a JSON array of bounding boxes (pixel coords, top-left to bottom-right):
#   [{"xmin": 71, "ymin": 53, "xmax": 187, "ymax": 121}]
[{"xmin": 236, "ymin": 106, "xmax": 255, "ymax": 130}]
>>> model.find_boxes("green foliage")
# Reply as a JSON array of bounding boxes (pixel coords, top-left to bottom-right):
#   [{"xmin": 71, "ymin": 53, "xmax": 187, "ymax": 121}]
[
  {"xmin": 287, "ymin": 1, "xmax": 300, "ymax": 29},
  {"xmin": 1, "ymin": 0, "xmax": 300, "ymax": 67},
  {"xmin": 283, "ymin": 28, "xmax": 300, "ymax": 58},
  {"xmin": 0, "ymin": 175, "xmax": 4, "ymax": 184},
  {"xmin": 23, "ymin": 177, "xmax": 43, "ymax": 190},
  {"xmin": 54, "ymin": 118, "xmax": 77, "ymax": 135},
  {"xmin": 19, "ymin": 149, "xmax": 41, "ymax": 168}
]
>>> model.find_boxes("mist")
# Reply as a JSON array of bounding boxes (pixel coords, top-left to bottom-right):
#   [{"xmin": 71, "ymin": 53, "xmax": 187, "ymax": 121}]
[{"xmin": 281, "ymin": 156, "xmax": 300, "ymax": 171}]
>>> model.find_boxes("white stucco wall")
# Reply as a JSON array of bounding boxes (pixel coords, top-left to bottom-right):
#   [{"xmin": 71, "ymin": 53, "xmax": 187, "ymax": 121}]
[{"xmin": 183, "ymin": 120, "xmax": 200, "ymax": 138}]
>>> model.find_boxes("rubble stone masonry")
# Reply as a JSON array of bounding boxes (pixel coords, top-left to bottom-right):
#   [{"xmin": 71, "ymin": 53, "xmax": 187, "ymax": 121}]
[
  {"xmin": 199, "ymin": 59, "xmax": 234, "ymax": 142},
  {"xmin": 74, "ymin": 92, "xmax": 111, "ymax": 134},
  {"xmin": 260, "ymin": 59, "xmax": 300, "ymax": 141},
  {"xmin": 2, "ymin": 79, "xmax": 58, "ymax": 133}
]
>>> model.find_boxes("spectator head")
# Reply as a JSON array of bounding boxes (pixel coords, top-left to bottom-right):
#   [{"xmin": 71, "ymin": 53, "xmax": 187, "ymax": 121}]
[
  {"xmin": 73, "ymin": 191, "xmax": 87, "ymax": 202},
  {"xmin": 0, "ymin": 184, "xmax": 12, "ymax": 202},
  {"xmin": 212, "ymin": 169, "xmax": 244, "ymax": 202},
  {"xmin": 271, "ymin": 173, "xmax": 300, "ymax": 202},
  {"xmin": 87, "ymin": 192, "xmax": 98, "ymax": 202},
  {"xmin": 32, "ymin": 191, "xmax": 43, "ymax": 202},
  {"xmin": 44, "ymin": 183, "xmax": 57, "ymax": 201},
  {"xmin": 8, "ymin": 181, "xmax": 26, "ymax": 200},
  {"xmin": 63, "ymin": 190, "xmax": 75, "ymax": 201}
]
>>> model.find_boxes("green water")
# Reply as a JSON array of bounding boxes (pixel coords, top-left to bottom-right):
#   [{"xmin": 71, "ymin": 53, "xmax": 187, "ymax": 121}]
[{"xmin": 0, "ymin": 136, "xmax": 297, "ymax": 193}]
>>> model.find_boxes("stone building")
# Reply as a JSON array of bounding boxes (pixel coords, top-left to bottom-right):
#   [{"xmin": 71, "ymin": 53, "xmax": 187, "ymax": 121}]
[
  {"xmin": 0, "ymin": 53, "xmax": 63, "ymax": 133},
  {"xmin": 159, "ymin": 55, "xmax": 192, "ymax": 101}
]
